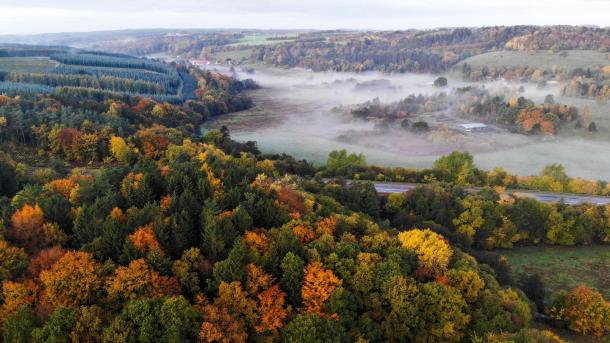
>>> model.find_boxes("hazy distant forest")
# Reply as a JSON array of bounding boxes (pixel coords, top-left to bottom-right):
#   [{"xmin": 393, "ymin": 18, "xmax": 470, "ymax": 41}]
[{"xmin": 0, "ymin": 25, "xmax": 608, "ymax": 342}]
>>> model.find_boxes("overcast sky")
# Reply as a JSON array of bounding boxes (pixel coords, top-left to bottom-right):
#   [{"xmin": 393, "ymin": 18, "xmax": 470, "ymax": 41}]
[{"xmin": 0, "ymin": 0, "xmax": 608, "ymax": 35}]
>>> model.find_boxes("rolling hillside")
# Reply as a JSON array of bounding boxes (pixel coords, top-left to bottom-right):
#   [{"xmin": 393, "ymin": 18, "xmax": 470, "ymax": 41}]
[{"xmin": 0, "ymin": 44, "xmax": 197, "ymax": 103}]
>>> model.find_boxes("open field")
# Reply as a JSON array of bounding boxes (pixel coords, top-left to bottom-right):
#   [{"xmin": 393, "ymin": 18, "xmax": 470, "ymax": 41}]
[
  {"xmin": 0, "ymin": 57, "xmax": 56, "ymax": 73},
  {"xmin": 207, "ymin": 48, "xmax": 256, "ymax": 63},
  {"xmin": 502, "ymin": 245, "xmax": 610, "ymax": 299},
  {"xmin": 455, "ymin": 50, "xmax": 609, "ymax": 70},
  {"xmin": 228, "ymin": 34, "xmax": 297, "ymax": 47}
]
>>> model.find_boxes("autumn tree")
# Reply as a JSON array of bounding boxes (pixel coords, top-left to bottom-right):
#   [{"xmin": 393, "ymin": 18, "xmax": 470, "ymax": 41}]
[
  {"xmin": 106, "ymin": 258, "xmax": 180, "ymax": 303},
  {"xmin": 128, "ymin": 224, "xmax": 164, "ymax": 257},
  {"xmin": 447, "ymin": 269, "xmax": 485, "ymax": 303},
  {"xmin": 301, "ymin": 261, "xmax": 342, "ymax": 316},
  {"xmin": 255, "ymin": 284, "xmax": 288, "ymax": 334},
  {"xmin": 243, "ymin": 230, "xmax": 270, "ymax": 255},
  {"xmin": 109, "ymin": 136, "xmax": 131, "ymax": 163},
  {"xmin": 9, "ymin": 203, "xmax": 45, "ymax": 251},
  {"xmin": 40, "ymin": 251, "xmax": 103, "ymax": 307},
  {"xmin": 398, "ymin": 229, "xmax": 453, "ymax": 276},
  {"xmin": 198, "ymin": 303, "xmax": 248, "ymax": 343},
  {"xmin": 172, "ymin": 247, "xmax": 205, "ymax": 296},
  {"xmin": 215, "ymin": 281, "xmax": 257, "ymax": 326},
  {"xmin": 0, "ymin": 280, "xmax": 38, "ymax": 321},
  {"xmin": 245, "ymin": 263, "xmax": 273, "ymax": 296},
  {"xmin": 549, "ymin": 285, "xmax": 610, "ymax": 337},
  {"xmin": 28, "ymin": 246, "xmax": 66, "ymax": 277}
]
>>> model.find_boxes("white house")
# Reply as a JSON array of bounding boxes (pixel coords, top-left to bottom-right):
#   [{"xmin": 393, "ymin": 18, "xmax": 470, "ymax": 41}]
[{"xmin": 459, "ymin": 123, "xmax": 488, "ymax": 132}]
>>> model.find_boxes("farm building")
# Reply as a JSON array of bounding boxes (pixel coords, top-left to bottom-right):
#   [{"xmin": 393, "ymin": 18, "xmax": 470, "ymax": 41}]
[{"xmin": 459, "ymin": 123, "xmax": 488, "ymax": 132}]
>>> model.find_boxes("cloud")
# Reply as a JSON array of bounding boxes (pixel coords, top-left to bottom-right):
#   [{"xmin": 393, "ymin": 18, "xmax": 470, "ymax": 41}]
[{"xmin": 0, "ymin": 0, "xmax": 608, "ymax": 34}]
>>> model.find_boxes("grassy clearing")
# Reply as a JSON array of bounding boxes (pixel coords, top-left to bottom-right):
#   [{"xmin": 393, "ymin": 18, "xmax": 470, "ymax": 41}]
[
  {"xmin": 456, "ymin": 50, "xmax": 609, "ymax": 70},
  {"xmin": 501, "ymin": 245, "xmax": 610, "ymax": 299},
  {"xmin": 0, "ymin": 57, "xmax": 56, "ymax": 73},
  {"xmin": 228, "ymin": 34, "xmax": 296, "ymax": 47},
  {"xmin": 207, "ymin": 48, "xmax": 256, "ymax": 63}
]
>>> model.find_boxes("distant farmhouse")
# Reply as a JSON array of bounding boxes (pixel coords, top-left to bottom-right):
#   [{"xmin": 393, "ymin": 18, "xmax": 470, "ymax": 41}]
[{"xmin": 190, "ymin": 59, "xmax": 210, "ymax": 66}]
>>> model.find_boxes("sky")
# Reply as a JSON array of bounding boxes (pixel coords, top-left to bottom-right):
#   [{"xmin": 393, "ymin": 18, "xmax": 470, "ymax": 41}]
[{"xmin": 0, "ymin": 0, "xmax": 608, "ymax": 35}]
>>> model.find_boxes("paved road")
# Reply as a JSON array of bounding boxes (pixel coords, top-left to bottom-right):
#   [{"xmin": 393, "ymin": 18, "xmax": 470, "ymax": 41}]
[{"xmin": 370, "ymin": 182, "xmax": 610, "ymax": 205}]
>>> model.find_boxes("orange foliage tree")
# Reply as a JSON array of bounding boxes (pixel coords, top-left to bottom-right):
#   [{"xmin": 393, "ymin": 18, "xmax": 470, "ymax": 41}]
[
  {"xmin": 10, "ymin": 204, "xmax": 45, "ymax": 251},
  {"xmin": 518, "ymin": 108, "xmax": 556, "ymax": 134},
  {"xmin": 0, "ymin": 280, "xmax": 38, "ymax": 322},
  {"xmin": 551, "ymin": 285, "xmax": 610, "ymax": 337},
  {"xmin": 198, "ymin": 281, "xmax": 256, "ymax": 343},
  {"xmin": 46, "ymin": 178, "xmax": 77, "ymax": 198},
  {"xmin": 292, "ymin": 225, "xmax": 316, "ymax": 244},
  {"xmin": 128, "ymin": 224, "xmax": 164, "ymax": 256},
  {"xmin": 245, "ymin": 264, "xmax": 272, "ymax": 296},
  {"xmin": 40, "ymin": 251, "xmax": 103, "ymax": 307},
  {"xmin": 106, "ymin": 259, "xmax": 180, "ymax": 303},
  {"xmin": 316, "ymin": 216, "xmax": 337, "ymax": 236},
  {"xmin": 301, "ymin": 261, "xmax": 342, "ymax": 316},
  {"xmin": 278, "ymin": 187, "xmax": 307, "ymax": 215},
  {"xmin": 243, "ymin": 230, "xmax": 269, "ymax": 255},
  {"xmin": 198, "ymin": 303, "xmax": 248, "ymax": 343},
  {"xmin": 255, "ymin": 284, "xmax": 287, "ymax": 334}
]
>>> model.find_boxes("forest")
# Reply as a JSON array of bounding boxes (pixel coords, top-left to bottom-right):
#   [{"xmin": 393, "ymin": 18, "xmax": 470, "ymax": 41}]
[
  {"xmin": 0, "ymin": 69, "xmax": 609, "ymax": 342},
  {"xmin": 0, "ymin": 28, "xmax": 608, "ymax": 343},
  {"xmin": 247, "ymin": 26, "xmax": 610, "ymax": 73},
  {"xmin": 0, "ymin": 124, "xmax": 609, "ymax": 342},
  {"xmin": 0, "ymin": 45, "xmax": 234, "ymax": 103}
]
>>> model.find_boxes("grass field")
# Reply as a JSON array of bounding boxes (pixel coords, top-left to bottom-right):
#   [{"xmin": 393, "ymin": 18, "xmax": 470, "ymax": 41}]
[
  {"xmin": 207, "ymin": 48, "xmax": 257, "ymax": 63},
  {"xmin": 456, "ymin": 50, "xmax": 609, "ymax": 70},
  {"xmin": 228, "ymin": 34, "xmax": 296, "ymax": 47},
  {"xmin": 501, "ymin": 245, "xmax": 610, "ymax": 299},
  {"xmin": 0, "ymin": 57, "xmax": 56, "ymax": 73}
]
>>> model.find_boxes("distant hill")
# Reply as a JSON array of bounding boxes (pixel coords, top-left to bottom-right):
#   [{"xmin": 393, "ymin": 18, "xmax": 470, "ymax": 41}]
[{"xmin": 0, "ymin": 44, "xmax": 197, "ymax": 103}]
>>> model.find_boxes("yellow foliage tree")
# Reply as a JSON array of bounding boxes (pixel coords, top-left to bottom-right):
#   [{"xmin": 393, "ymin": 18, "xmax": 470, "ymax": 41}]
[
  {"xmin": 398, "ymin": 229, "xmax": 453, "ymax": 275},
  {"xmin": 447, "ymin": 269, "xmax": 485, "ymax": 303},
  {"xmin": 109, "ymin": 136, "xmax": 130, "ymax": 163}
]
